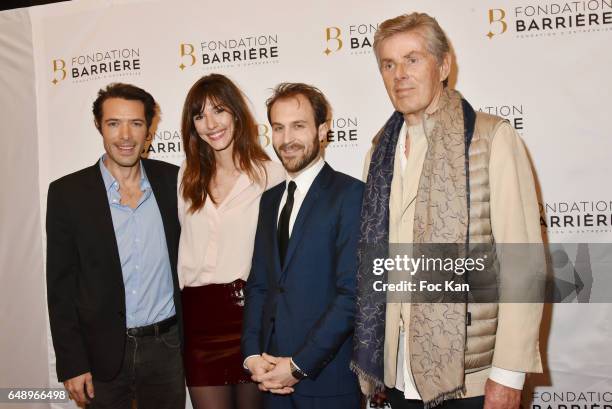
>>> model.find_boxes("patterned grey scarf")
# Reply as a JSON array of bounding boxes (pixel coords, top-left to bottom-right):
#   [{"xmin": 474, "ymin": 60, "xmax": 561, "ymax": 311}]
[{"xmin": 410, "ymin": 89, "xmax": 468, "ymax": 407}]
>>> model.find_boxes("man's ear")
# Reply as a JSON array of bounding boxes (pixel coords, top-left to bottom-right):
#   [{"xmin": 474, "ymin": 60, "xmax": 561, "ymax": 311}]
[
  {"xmin": 317, "ymin": 122, "xmax": 329, "ymax": 143},
  {"xmin": 94, "ymin": 120, "xmax": 101, "ymax": 134},
  {"xmin": 439, "ymin": 52, "xmax": 451, "ymax": 83}
]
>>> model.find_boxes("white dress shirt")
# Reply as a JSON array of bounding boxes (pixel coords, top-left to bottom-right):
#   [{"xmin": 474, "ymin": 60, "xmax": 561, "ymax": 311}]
[{"xmin": 277, "ymin": 157, "xmax": 325, "ymax": 236}]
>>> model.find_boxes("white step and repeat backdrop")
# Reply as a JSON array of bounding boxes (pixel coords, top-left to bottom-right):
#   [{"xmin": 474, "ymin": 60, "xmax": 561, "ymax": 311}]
[{"xmin": 2, "ymin": 0, "xmax": 612, "ymax": 408}]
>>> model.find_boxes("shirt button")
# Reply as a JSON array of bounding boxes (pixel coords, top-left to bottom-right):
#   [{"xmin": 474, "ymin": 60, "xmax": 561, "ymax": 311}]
[
  {"xmin": 132, "ymin": 290, "xmax": 136, "ymax": 295},
  {"xmin": 135, "ymin": 265, "xmax": 139, "ymax": 269}
]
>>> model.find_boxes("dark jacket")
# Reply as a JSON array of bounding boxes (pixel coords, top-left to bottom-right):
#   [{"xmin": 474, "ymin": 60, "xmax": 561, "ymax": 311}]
[
  {"xmin": 46, "ymin": 158, "xmax": 182, "ymax": 382},
  {"xmin": 242, "ymin": 163, "xmax": 363, "ymax": 396}
]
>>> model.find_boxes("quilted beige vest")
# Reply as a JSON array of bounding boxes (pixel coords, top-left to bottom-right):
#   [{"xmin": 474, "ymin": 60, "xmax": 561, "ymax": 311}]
[{"xmin": 463, "ymin": 112, "xmax": 507, "ymax": 372}]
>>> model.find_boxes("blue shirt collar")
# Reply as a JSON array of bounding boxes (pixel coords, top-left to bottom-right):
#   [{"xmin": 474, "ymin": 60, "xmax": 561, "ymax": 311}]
[{"xmin": 98, "ymin": 155, "xmax": 150, "ymax": 193}]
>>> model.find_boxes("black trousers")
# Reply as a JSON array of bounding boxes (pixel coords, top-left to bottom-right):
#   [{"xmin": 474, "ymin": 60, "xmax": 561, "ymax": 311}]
[
  {"xmin": 88, "ymin": 323, "xmax": 185, "ymax": 409},
  {"xmin": 386, "ymin": 388, "xmax": 484, "ymax": 409}
]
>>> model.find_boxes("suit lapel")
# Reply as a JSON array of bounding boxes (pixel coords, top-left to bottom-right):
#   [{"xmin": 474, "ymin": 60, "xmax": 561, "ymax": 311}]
[
  {"xmin": 281, "ymin": 163, "xmax": 333, "ymax": 275},
  {"xmin": 143, "ymin": 160, "xmax": 175, "ymax": 266},
  {"xmin": 87, "ymin": 162, "xmax": 124, "ymax": 288}
]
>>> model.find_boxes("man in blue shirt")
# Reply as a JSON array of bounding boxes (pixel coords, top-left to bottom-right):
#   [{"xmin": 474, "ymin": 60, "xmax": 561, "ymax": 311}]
[{"xmin": 46, "ymin": 83, "xmax": 184, "ymax": 409}]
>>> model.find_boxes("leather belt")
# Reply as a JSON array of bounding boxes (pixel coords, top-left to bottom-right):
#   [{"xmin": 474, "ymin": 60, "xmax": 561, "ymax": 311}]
[{"xmin": 126, "ymin": 315, "xmax": 177, "ymax": 337}]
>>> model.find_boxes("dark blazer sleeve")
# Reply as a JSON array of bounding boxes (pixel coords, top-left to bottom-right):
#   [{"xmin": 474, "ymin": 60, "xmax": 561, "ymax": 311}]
[
  {"xmin": 293, "ymin": 180, "xmax": 364, "ymax": 378},
  {"xmin": 241, "ymin": 193, "xmax": 270, "ymax": 359},
  {"xmin": 46, "ymin": 181, "xmax": 90, "ymax": 382}
]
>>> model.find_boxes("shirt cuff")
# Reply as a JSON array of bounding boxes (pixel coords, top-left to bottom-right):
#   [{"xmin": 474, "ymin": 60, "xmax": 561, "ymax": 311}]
[
  {"xmin": 290, "ymin": 358, "xmax": 307, "ymax": 377},
  {"xmin": 243, "ymin": 354, "xmax": 260, "ymax": 370},
  {"xmin": 489, "ymin": 366, "xmax": 526, "ymax": 390}
]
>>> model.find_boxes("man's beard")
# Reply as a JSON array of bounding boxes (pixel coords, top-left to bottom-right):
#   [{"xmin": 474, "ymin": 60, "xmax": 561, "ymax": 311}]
[{"xmin": 275, "ymin": 138, "xmax": 320, "ymax": 174}]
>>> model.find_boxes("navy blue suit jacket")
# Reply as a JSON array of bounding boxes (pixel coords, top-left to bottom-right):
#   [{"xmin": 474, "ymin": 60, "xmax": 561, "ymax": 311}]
[{"xmin": 242, "ymin": 163, "xmax": 364, "ymax": 397}]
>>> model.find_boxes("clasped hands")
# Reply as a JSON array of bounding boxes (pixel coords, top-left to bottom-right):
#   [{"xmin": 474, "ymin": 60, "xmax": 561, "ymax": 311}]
[{"xmin": 246, "ymin": 353, "xmax": 299, "ymax": 395}]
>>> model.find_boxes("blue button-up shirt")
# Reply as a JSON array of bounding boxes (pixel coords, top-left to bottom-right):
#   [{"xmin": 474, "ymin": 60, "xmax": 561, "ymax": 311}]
[{"xmin": 99, "ymin": 157, "xmax": 176, "ymax": 328}]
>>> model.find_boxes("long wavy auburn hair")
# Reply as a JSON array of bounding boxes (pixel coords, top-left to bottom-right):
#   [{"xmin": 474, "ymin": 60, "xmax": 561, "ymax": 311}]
[{"xmin": 180, "ymin": 74, "xmax": 269, "ymax": 213}]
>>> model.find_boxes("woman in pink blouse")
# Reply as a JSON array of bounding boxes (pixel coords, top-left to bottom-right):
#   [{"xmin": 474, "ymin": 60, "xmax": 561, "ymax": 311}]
[{"xmin": 178, "ymin": 74, "xmax": 285, "ymax": 409}]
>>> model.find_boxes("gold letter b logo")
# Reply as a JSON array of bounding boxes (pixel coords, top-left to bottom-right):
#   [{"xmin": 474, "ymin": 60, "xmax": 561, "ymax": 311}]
[
  {"xmin": 179, "ymin": 43, "xmax": 196, "ymax": 70},
  {"xmin": 257, "ymin": 124, "xmax": 270, "ymax": 147},
  {"xmin": 324, "ymin": 27, "xmax": 342, "ymax": 55},
  {"xmin": 51, "ymin": 59, "xmax": 66, "ymax": 85},
  {"xmin": 487, "ymin": 9, "xmax": 507, "ymax": 39}
]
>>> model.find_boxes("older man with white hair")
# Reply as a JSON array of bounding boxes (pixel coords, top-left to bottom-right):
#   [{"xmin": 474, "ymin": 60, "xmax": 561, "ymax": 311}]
[{"xmin": 352, "ymin": 12, "xmax": 544, "ymax": 409}]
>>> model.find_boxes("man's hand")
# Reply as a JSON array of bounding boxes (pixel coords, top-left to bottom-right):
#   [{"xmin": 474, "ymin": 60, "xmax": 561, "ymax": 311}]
[
  {"xmin": 484, "ymin": 378, "xmax": 521, "ymax": 409},
  {"xmin": 246, "ymin": 355, "xmax": 275, "ymax": 388},
  {"xmin": 63, "ymin": 372, "xmax": 94, "ymax": 405},
  {"xmin": 254, "ymin": 353, "xmax": 298, "ymax": 395}
]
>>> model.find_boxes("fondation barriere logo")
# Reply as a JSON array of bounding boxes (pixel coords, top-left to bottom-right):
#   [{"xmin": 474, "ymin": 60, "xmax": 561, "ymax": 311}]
[
  {"xmin": 531, "ymin": 391, "xmax": 612, "ymax": 409},
  {"xmin": 51, "ymin": 48, "xmax": 141, "ymax": 85},
  {"xmin": 144, "ymin": 129, "xmax": 183, "ymax": 161},
  {"xmin": 256, "ymin": 119, "xmax": 359, "ymax": 150},
  {"xmin": 326, "ymin": 116, "xmax": 359, "ymax": 149},
  {"xmin": 476, "ymin": 104, "xmax": 526, "ymax": 135},
  {"xmin": 324, "ymin": 23, "xmax": 378, "ymax": 56},
  {"xmin": 487, "ymin": 0, "xmax": 612, "ymax": 39},
  {"xmin": 179, "ymin": 34, "xmax": 280, "ymax": 71},
  {"xmin": 540, "ymin": 200, "xmax": 612, "ymax": 234}
]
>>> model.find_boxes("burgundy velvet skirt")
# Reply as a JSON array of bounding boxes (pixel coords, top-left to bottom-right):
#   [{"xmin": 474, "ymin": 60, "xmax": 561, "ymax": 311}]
[{"xmin": 182, "ymin": 279, "xmax": 252, "ymax": 386}]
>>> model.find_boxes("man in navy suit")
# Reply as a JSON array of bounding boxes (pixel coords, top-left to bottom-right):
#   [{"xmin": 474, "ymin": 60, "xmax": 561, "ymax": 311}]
[{"xmin": 241, "ymin": 83, "xmax": 364, "ymax": 408}]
